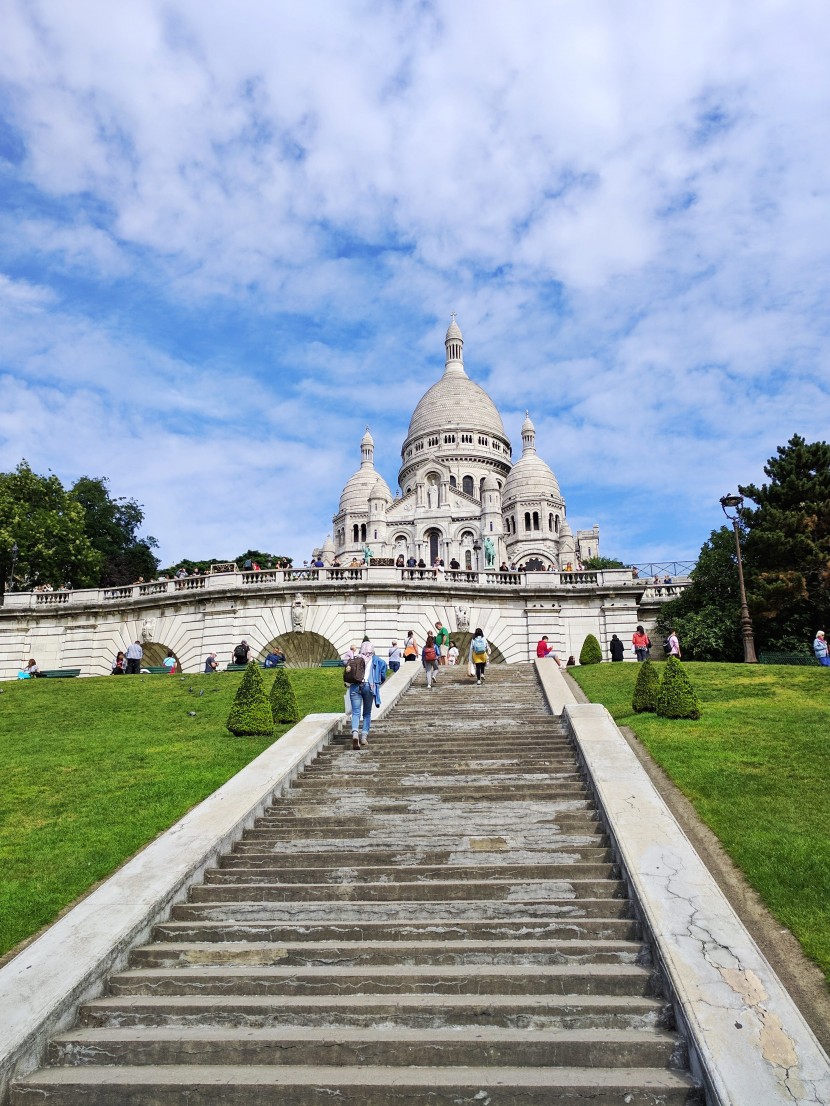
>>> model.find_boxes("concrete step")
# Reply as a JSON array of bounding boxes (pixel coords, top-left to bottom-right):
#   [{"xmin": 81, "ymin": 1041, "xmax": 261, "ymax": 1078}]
[
  {"xmin": 106, "ymin": 963, "xmax": 656, "ymax": 998},
  {"xmin": 128, "ymin": 937, "xmax": 643, "ymax": 969},
  {"xmin": 48, "ymin": 1025, "xmax": 683, "ymax": 1068},
  {"xmin": 220, "ymin": 845, "xmax": 615, "ymax": 867},
  {"xmin": 205, "ymin": 862, "xmax": 618, "ymax": 883},
  {"xmin": 80, "ymin": 991, "xmax": 669, "ymax": 1031},
  {"xmin": 186, "ymin": 877, "xmax": 626, "ymax": 904},
  {"xmin": 151, "ymin": 917, "xmax": 642, "ymax": 944},
  {"xmin": 169, "ymin": 898, "xmax": 634, "ymax": 924},
  {"xmin": 11, "ymin": 1064, "xmax": 701, "ymax": 1105}
]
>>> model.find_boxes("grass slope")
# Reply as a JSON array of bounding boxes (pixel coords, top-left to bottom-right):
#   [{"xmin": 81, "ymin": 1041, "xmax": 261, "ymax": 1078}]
[
  {"xmin": 570, "ymin": 662, "xmax": 830, "ymax": 982},
  {"xmin": 0, "ymin": 669, "xmax": 343, "ymax": 958}
]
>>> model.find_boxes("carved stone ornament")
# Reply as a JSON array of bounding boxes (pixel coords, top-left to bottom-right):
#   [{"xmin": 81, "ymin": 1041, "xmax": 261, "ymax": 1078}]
[
  {"xmin": 140, "ymin": 618, "xmax": 156, "ymax": 643},
  {"xmin": 291, "ymin": 593, "xmax": 307, "ymax": 632},
  {"xmin": 455, "ymin": 604, "xmax": 470, "ymax": 632}
]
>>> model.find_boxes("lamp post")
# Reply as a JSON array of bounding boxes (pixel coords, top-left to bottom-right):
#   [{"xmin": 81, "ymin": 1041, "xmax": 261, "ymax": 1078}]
[
  {"xmin": 720, "ymin": 494, "xmax": 757, "ymax": 664},
  {"xmin": 10, "ymin": 542, "xmax": 18, "ymax": 589},
  {"xmin": 473, "ymin": 537, "xmax": 482, "ymax": 573}
]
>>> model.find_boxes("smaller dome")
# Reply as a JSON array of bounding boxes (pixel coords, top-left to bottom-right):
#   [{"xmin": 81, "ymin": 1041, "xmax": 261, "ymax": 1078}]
[
  {"xmin": 446, "ymin": 316, "xmax": 463, "ymax": 342},
  {"xmin": 482, "ymin": 472, "xmax": 499, "ymax": 492},
  {"xmin": 361, "ymin": 427, "xmax": 374, "ymax": 446},
  {"xmin": 369, "ymin": 477, "xmax": 391, "ymax": 502},
  {"xmin": 503, "ymin": 454, "xmax": 561, "ymax": 504},
  {"xmin": 322, "ymin": 533, "xmax": 334, "ymax": 553},
  {"xmin": 521, "ymin": 411, "xmax": 535, "ymax": 434}
]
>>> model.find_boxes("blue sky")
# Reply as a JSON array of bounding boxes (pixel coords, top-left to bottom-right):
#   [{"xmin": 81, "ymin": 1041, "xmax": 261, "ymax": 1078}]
[{"xmin": 2, "ymin": 0, "xmax": 829, "ymax": 567}]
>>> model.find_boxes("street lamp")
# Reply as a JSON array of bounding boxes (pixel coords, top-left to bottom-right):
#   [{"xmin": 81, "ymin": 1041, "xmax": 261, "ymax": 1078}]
[
  {"xmin": 472, "ymin": 537, "xmax": 482, "ymax": 572},
  {"xmin": 720, "ymin": 494, "xmax": 757, "ymax": 664}
]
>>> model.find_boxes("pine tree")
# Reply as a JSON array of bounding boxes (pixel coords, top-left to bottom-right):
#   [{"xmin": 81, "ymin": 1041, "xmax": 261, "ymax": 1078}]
[
  {"xmin": 579, "ymin": 633, "xmax": 602, "ymax": 665},
  {"xmin": 269, "ymin": 666, "xmax": 299, "ymax": 724},
  {"xmin": 632, "ymin": 660, "xmax": 660, "ymax": 713},
  {"xmin": 739, "ymin": 434, "xmax": 830, "ymax": 651},
  {"xmin": 655, "ymin": 656, "xmax": 701, "ymax": 720},
  {"xmin": 227, "ymin": 662, "xmax": 274, "ymax": 736}
]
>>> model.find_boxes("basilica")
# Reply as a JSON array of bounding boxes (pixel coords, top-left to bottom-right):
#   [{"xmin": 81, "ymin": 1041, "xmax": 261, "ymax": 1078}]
[{"xmin": 323, "ymin": 318, "xmax": 599, "ymax": 571}]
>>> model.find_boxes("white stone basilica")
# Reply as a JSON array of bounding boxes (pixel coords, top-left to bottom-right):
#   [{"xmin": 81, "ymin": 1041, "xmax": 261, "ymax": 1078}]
[{"xmin": 326, "ymin": 317, "xmax": 599, "ymax": 571}]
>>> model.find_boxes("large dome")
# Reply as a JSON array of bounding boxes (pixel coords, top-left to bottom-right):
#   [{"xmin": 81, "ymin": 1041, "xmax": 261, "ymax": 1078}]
[{"xmin": 407, "ymin": 374, "xmax": 506, "ymax": 441}]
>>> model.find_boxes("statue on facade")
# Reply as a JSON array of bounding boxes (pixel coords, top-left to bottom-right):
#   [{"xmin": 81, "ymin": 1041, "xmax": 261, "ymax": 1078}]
[
  {"xmin": 362, "ymin": 545, "xmax": 374, "ymax": 563},
  {"xmin": 455, "ymin": 604, "xmax": 470, "ymax": 632},
  {"xmin": 483, "ymin": 537, "xmax": 496, "ymax": 568},
  {"xmin": 291, "ymin": 594, "xmax": 307, "ymax": 632},
  {"xmin": 140, "ymin": 618, "xmax": 156, "ymax": 643}
]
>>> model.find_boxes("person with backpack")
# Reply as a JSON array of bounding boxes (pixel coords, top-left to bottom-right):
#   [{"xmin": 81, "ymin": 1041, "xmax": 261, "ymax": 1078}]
[
  {"xmin": 469, "ymin": 627, "xmax": 490, "ymax": 685},
  {"xmin": 232, "ymin": 640, "xmax": 250, "ymax": 666},
  {"xmin": 403, "ymin": 630, "xmax": 418, "ymax": 662},
  {"xmin": 343, "ymin": 643, "xmax": 386, "ymax": 748},
  {"xmin": 422, "ymin": 633, "xmax": 439, "ymax": 689},
  {"xmin": 632, "ymin": 625, "xmax": 651, "ymax": 662}
]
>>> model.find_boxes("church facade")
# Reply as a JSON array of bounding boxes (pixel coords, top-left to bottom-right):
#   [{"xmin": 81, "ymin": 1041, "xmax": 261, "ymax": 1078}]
[{"xmin": 327, "ymin": 318, "xmax": 599, "ymax": 571}]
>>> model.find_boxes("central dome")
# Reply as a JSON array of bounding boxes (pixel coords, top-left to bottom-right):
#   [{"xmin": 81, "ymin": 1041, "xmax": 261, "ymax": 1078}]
[
  {"xmin": 405, "ymin": 316, "xmax": 506, "ymax": 442},
  {"xmin": 407, "ymin": 375, "xmax": 506, "ymax": 440}
]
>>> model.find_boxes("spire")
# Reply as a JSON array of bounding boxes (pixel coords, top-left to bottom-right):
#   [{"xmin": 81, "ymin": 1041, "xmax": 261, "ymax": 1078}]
[
  {"xmin": 360, "ymin": 426, "xmax": 375, "ymax": 468},
  {"xmin": 521, "ymin": 411, "xmax": 536, "ymax": 455},
  {"xmin": 444, "ymin": 313, "xmax": 466, "ymax": 376}
]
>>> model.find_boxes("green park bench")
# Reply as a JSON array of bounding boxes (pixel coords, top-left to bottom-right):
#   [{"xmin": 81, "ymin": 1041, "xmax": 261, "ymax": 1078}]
[
  {"xmin": 227, "ymin": 663, "xmax": 268, "ymax": 671},
  {"xmin": 320, "ymin": 659, "xmax": 345, "ymax": 668},
  {"xmin": 758, "ymin": 652, "xmax": 819, "ymax": 666},
  {"xmin": 144, "ymin": 666, "xmax": 172, "ymax": 674},
  {"xmin": 41, "ymin": 669, "xmax": 81, "ymax": 679}
]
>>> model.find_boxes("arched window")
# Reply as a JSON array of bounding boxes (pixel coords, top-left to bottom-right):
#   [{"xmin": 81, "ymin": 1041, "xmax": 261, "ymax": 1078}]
[
  {"xmin": 533, "ymin": 511, "xmax": 540, "ymax": 531},
  {"xmin": 548, "ymin": 513, "xmax": 554, "ymax": 531},
  {"xmin": 465, "ymin": 549, "xmax": 472, "ymax": 570},
  {"xmin": 360, "ymin": 523, "xmax": 367, "ymax": 542},
  {"xmin": 524, "ymin": 512, "xmax": 531, "ymax": 532},
  {"xmin": 462, "ymin": 475, "xmax": 474, "ymax": 496},
  {"xmin": 449, "ymin": 475, "xmax": 457, "ymax": 488},
  {"xmin": 479, "ymin": 477, "xmax": 486, "ymax": 498},
  {"xmin": 555, "ymin": 515, "xmax": 560, "ymax": 533},
  {"xmin": 352, "ymin": 524, "xmax": 359, "ymax": 543}
]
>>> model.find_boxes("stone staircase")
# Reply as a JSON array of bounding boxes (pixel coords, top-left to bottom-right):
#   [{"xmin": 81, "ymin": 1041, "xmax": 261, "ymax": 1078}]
[{"xmin": 12, "ymin": 664, "xmax": 702, "ymax": 1104}]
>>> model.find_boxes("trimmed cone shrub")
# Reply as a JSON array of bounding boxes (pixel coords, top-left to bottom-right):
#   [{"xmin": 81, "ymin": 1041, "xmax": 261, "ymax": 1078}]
[
  {"xmin": 632, "ymin": 659, "xmax": 660, "ymax": 713},
  {"xmin": 656, "ymin": 655, "xmax": 701, "ymax": 720},
  {"xmin": 227, "ymin": 662, "xmax": 274, "ymax": 736},
  {"xmin": 269, "ymin": 666, "xmax": 299, "ymax": 724},
  {"xmin": 579, "ymin": 633, "xmax": 603, "ymax": 666}
]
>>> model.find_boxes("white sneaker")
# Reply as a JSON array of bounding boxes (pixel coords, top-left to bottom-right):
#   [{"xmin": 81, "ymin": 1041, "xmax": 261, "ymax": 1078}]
[{"xmin": 359, "ymin": 735, "xmax": 368, "ymax": 747}]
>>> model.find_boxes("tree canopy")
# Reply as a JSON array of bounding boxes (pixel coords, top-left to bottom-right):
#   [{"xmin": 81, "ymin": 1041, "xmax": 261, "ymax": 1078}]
[
  {"xmin": 0, "ymin": 462, "xmax": 159, "ymax": 598},
  {"xmin": 659, "ymin": 434, "xmax": 830, "ymax": 658}
]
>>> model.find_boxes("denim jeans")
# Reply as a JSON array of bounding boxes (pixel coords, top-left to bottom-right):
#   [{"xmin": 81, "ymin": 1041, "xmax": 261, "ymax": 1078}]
[{"xmin": 349, "ymin": 681, "xmax": 374, "ymax": 734}]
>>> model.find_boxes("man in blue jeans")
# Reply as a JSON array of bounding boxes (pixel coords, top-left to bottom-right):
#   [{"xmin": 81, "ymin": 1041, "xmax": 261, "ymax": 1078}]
[{"xmin": 346, "ymin": 645, "xmax": 386, "ymax": 749}]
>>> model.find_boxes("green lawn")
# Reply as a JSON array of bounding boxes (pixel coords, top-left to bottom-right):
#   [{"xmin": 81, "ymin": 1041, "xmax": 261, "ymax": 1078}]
[
  {"xmin": 0, "ymin": 669, "xmax": 344, "ymax": 958},
  {"xmin": 570, "ymin": 662, "xmax": 830, "ymax": 982}
]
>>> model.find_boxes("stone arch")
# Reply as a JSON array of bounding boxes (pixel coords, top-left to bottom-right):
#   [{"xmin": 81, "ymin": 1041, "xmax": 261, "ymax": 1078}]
[
  {"xmin": 448, "ymin": 632, "xmax": 506, "ymax": 665},
  {"xmin": 258, "ymin": 631, "xmax": 339, "ymax": 668},
  {"xmin": 139, "ymin": 642, "xmax": 180, "ymax": 669}
]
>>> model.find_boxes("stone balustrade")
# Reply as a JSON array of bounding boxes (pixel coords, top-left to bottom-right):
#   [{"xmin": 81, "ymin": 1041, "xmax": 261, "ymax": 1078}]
[{"xmin": 4, "ymin": 566, "xmax": 690, "ymax": 611}]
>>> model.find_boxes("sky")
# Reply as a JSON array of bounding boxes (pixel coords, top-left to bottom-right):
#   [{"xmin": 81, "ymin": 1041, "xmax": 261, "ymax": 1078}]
[{"xmin": 1, "ymin": 0, "xmax": 829, "ymax": 569}]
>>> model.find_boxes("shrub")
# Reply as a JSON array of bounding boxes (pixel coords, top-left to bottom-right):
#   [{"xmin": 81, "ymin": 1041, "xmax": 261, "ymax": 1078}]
[
  {"xmin": 226, "ymin": 662, "xmax": 274, "ymax": 736},
  {"xmin": 269, "ymin": 666, "xmax": 299, "ymax": 724},
  {"xmin": 632, "ymin": 659, "xmax": 660, "ymax": 713},
  {"xmin": 579, "ymin": 633, "xmax": 603, "ymax": 666},
  {"xmin": 656, "ymin": 656, "xmax": 701, "ymax": 720}
]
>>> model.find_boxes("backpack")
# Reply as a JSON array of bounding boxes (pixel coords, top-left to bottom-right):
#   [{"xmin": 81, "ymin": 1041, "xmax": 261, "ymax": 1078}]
[
  {"xmin": 662, "ymin": 638, "xmax": 672, "ymax": 655},
  {"xmin": 343, "ymin": 654, "xmax": 366, "ymax": 685},
  {"xmin": 423, "ymin": 645, "xmax": 437, "ymax": 663},
  {"xmin": 233, "ymin": 644, "xmax": 248, "ymax": 663},
  {"xmin": 472, "ymin": 635, "xmax": 487, "ymax": 655}
]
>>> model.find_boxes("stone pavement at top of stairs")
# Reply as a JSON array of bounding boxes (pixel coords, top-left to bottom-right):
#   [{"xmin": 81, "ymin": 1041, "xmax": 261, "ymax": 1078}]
[{"xmin": 11, "ymin": 663, "xmax": 703, "ymax": 1105}]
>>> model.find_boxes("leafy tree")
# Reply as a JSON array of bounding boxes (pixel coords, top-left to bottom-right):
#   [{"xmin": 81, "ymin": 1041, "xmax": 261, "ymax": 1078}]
[
  {"xmin": 269, "ymin": 667, "xmax": 299, "ymax": 724},
  {"xmin": 739, "ymin": 434, "xmax": 830, "ymax": 651},
  {"xmin": 70, "ymin": 476, "xmax": 159, "ymax": 587},
  {"xmin": 632, "ymin": 660, "xmax": 660, "ymax": 713},
  {"xmin": 583, "ymin": 556, "xmax": 627, "ymax": 570},
  {"xmin": 227, "ymin": 663, "xmax": 274, "ymax": 736},
  {"xmin": 656, "ymin": 656, "xmax": 701, "ymax": 720},
  {"xmin": 655, "ymin": 528, "xmax": 743, "ymax": 661},
  {"xmin": 159, "ymin": 549, "xmax": 293, "ymax": 577},
  {"xmin": 0, "ymin": 461, "xmax": 101, "ymax": 600},
  {"xmin": 579, "ymin": 634, "xmax": 602, "ymax": 665}
]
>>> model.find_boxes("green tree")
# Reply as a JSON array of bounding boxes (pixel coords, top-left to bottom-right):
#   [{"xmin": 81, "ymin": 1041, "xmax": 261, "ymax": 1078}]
[
  {"xmin": 655, "ymin": 527, "xmax": 743, "ymax": 661},
  {"xmin": 226, "ymin": 663, "xmax": 274, "ymax": 737},
  {"xmin": 739, "ymin": 434, "xmax": 830, "ymax": 651},
  {"xmin": 579, "ymin": 634, "xmax": 603, "ymax": 665},
  {"xmin": 656, "ymin": 656, "xmax": 701, "ymax": 720},
  {"xmin": 70, "ymin": 476, "xmax": 159, "ymax": 587},
  {"xmin": 0, "ymin": 461, "xmax": 102, "ymax": 601},
  {"xmin": 269, "ymin": 667, "xmax": 299, "ymax": 724},
  {"xmin": 583, "ymin": 556, "xmax": 627, "ymax": 570},
  {"xmin": 632, "ymin": 660, "xmax": 660, "ymax": 713}
]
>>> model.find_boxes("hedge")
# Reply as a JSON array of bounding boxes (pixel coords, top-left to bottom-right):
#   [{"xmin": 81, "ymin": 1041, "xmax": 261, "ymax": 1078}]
[{"xmin": 227, "ymin": 662, "xmax": 275, "ymax": 736}]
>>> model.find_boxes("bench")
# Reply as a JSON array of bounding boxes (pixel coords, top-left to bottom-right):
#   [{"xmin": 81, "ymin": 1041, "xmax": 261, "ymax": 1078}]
[
  {"xmin": 321, "ymin": 659, "xmax": 345, "ymax": 668},
  {"xmin": 40, "ymin": 669, "xmax": 81, "ymax": 679},
  {"xmin": 144, "ymin": 666, "xmax": 172, "ymax": 674},
  {"xmin": 226, "ymin": 663, "xmax": 267, "ymax": 671},
  {"xmin": 758, "ymin": 652, "xmax": 819, "ymax": 666}
]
